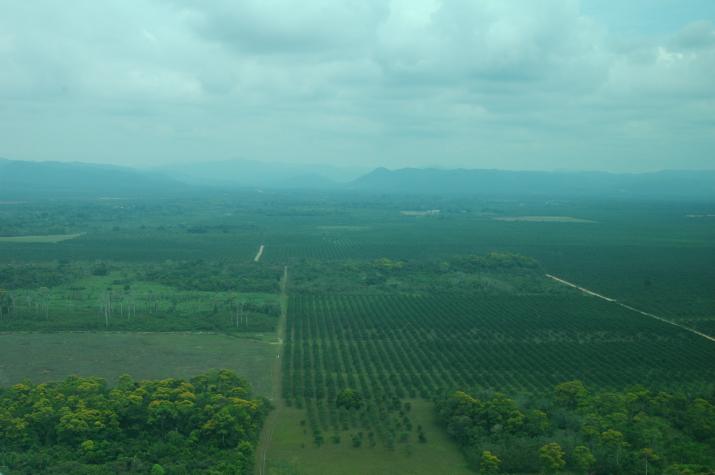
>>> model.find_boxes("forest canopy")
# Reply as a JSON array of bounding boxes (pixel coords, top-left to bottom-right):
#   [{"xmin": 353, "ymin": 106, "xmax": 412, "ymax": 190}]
[
  {"xmin": 435, "ymin": 381, "xmax": 715, "ymax": 474},
  {"xmin": 0, "ymin": 370, "xmax": 270, "ymax": 474}
]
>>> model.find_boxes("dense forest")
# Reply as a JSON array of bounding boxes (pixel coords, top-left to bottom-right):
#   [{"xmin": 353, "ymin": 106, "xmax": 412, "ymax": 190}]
[
  {"xmin": 0, "ymin": 370, "xmax": 269, "ymax": 474},
  {"xmin": 436, "ymin": 381, "xmax": 715, "ymax": 474}
]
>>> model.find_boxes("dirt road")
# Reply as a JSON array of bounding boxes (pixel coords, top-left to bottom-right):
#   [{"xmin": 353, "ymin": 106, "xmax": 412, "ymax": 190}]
[
  {"xmin": 546, "ymin": 274, "xmax": 715, "ymax": 343},
  {"xmin": 254, "ymin": 244, "xmax": 265, "ymax": 262},
  {"xmin": 255, "ymin": 265, "xmax": 288, "ymax": 475}
]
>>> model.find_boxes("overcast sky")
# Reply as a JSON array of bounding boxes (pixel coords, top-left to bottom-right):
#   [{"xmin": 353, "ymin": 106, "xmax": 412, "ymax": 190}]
[{"xmin": 1, "ymin": 1, "xmax": 714, "ymax": 172}]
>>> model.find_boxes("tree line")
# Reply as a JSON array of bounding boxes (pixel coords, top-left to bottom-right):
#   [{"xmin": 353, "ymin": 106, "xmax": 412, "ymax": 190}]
[{"xmin": 435, "ymin": 380, "xmax": 715, "ymax": 474}]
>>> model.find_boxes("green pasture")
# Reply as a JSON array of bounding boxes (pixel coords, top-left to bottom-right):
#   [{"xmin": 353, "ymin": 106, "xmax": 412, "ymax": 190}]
[
  {"xmin": 0, "ymin": 332, "xmax": 277, "ymax": 397},
  {"xmin": 0, "ymin": 233, "xmax": 83, "ymax": 243}
]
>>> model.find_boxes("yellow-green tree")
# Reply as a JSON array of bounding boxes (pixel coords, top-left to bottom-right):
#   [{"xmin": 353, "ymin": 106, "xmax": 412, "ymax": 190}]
[
  {"xmin": 480, "ymin": 450, "xmax": 501, "ymax": 474},
  {"xmin": 600, "ymin": 429, "xmax": 629, "ymax": 467},
  {"xmin": 572, "ymin": 445, "xmax": 595, "ymax": 474},
  {"xmin": 641, "ymin": 448, "xmax": 659, "ymax": 475},
  {"xmin": 539, "ymin": 442, "xmax": 565, "ymax": 473},
  {"xmin": 554, "ymin": 380, "xmax": 588, "ymax": 408}
]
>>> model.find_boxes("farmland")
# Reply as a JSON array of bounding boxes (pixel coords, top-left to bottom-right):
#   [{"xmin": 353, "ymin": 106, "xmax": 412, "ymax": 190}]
[
  {"xmin": 284, "ymin": 293, "xmax": 714, "ymax": 402},
  {"xmin": 0, "ymin": 332, "xmax": 277, "ymax": 397},
  {"xmin": 0, "ymin": 233, "xmax": 83, "ymax": 243},
  {"xmin": 1, "ymin": 194, "xmax": 714, "ymax": 473}
]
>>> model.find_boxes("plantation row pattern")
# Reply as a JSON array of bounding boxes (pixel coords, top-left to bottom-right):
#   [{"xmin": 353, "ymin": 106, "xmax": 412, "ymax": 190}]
[{"xmin": 282, "ymin": 293, "xmax": 715, "ymax": 438}]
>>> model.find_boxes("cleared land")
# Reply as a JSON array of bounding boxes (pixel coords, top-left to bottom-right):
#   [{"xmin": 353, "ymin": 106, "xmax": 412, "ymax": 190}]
[
  {"xmin": 493, "ymin": 215, "xmax": 595, "ymax": 223},
  {"xmin": 316, "ymin": 226, "xmax": 370, "ymax": 231},
  {"xmin": 0, "ymin": 332, "xmax": 276, "ymax": 396},
  {"xmin": 267, "ymin": 401, "xmax": 471, "ymax": 475},
  {"xmin": 0, "ymin": 233, "xmax": 84, "ymax": 243},
  {"xmin": 257, "ymin": 266, "xmax": 289, "ymax": 475}
]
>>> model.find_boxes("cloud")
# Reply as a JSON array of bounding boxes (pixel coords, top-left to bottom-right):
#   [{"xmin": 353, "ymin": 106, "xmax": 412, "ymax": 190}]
[
  {"xmin": 0, "ymin": 0, "xmax": 713, "ymax": 171},
  {"xmin": 670, "ymin": 20, "xmax": 715, "ymax": 50}
]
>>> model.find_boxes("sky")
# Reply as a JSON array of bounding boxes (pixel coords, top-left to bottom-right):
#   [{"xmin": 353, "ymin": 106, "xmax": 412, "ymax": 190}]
[{"xmin": 1, "ymin": 0, "xmax": 714, "ymax": 172}]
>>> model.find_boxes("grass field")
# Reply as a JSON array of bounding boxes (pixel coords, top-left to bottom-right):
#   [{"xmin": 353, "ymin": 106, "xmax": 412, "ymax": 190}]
[
  {"xmin": 0, "ymin": 332, "xmax": 277, "ymax": 396},
  {"xmin": 0, "ymin": 233, "xmax": 84, "ymax": 243},
  {"xmin": 267, "ymin": 401, "xmax": 472, "ymax": 475},
  {"xmin": 492, "ymin": 215, "xmax": 596, "ymax": 223}
]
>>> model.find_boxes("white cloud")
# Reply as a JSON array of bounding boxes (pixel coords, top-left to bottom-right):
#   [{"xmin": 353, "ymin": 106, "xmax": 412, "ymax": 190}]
[{"xmin": 0, "ymin": 0, "xmax": 713, "ymax": 170}]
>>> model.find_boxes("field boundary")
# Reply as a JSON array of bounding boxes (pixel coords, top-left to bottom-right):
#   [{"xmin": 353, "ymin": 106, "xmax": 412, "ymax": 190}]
[{"xmin": 546, "ymin": 274, "xmax": 715, "ymax": 343}]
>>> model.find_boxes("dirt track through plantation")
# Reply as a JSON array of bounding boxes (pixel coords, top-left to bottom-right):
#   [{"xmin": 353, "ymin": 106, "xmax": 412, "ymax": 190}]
[
  {"xmin": 546, "ymin": 274, "xmax": 715, "ymax": 343},
  {"xmin": 255, "ymin": 265, "xmax": 288, "ymax": 475},
  {"xmin": 254, "ymin": 244, "xmax": 265, "ymax": 262}
]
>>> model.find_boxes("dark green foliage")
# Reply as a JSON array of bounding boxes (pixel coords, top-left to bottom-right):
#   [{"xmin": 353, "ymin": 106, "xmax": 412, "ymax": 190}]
[
  {"xmin": 91, "ymin": 262, "xmax": 109, "ymax": 276},
  {"xmin": 290, "ymin": 253, "xmax": 548, "ymax": 296},
  {"xmin": 142, "ymin": 259, "xmax": 280, "ymax": 293},
  {"xmin": 0, "ymin": 262, "xmax": 81, "ymax": 289},
  {"xmin": 336, "ymin": 389, "xmax": 363, "ymax": 410},
  {"xmin": 436, "ymin": 382, "xmax": 715, "ymax": 474},
  {"xmin": 0, "ymin": 259, "xmax": 281, "ymax": 333},
  {"xmin": 285, "ymin": 293, "xmax": 715, "ymax": 405},
  {"xmin": 449, "ymin": 252, "xmax": 538, "ymax": 271},
  {"xmin": 2, "ymin": 193, "xmax": 715, "ymax": 473},
  {"xmin": 0, "ymin": 370, "xmax": 269, "ymax": 474}
]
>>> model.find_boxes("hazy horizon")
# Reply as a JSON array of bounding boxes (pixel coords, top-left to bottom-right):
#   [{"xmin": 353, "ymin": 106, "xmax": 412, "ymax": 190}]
[{"xmin": 1, "ymin": 1, "xmax": 714, "ymax": 172}]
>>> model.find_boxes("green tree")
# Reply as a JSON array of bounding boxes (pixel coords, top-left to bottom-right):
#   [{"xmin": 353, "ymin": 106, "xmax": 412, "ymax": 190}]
[
  {"xmin": 572, "ymin": 445, "xmax": 595, "ymax": 474},
  {"xmin": 600, "ymin": 429, "xmax": 629, "ymax": 467},
  {"xmin": 641, "ymin": 448, "xmax": 659, "ymax": 475},
  {"xmin": 685, "ymin": 398, "xmax": 715, "ymax": 441},
  {"xmin": 147, "ymin": 398, "xmax": 178, "ymax": 430},
  {"xmin": 554, "ymin": 380, "xmax": 588, "ymax": 408},
  {"xmin": 336, "ymin": 388, "xmax": 363, "ymax": 410},
  {"xmin": 480, "ymin": 450, "xmax": 501, "ymax": 474},
  {"xmin": 525, "ymin": 409, "xmax": 549, "ymax": 436},
  {"xmin": 539, "ymin": 443, "xmax": 566, "ymax": 473}
]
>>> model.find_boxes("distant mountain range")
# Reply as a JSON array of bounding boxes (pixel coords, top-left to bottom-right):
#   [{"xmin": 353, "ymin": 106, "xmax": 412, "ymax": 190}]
[
  {"xmin": 0, "ymin": 158, "xmax": 185, "ymax": 198},
  {"xmin": 349, "ymin": 167, "xmax": 715, "ymax": 199},
  {"xmin": 1, "ymin": 157, "xmax": 714, "ymax": 200},
  {"xmin": 157, "ymin": 159, "xmax": 366, "ymax": 189}
]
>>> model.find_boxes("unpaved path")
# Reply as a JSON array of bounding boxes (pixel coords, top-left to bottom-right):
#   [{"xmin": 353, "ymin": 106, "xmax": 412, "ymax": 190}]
[
  {"xmin": 255, "ymin": 265, "xmax": 288, "ymax": 475},
  {"xmin": 254, "ymin": 244, "xmax": 265, "ymax": 262},
  {"xmin": 546, "ymin": 274, "xmax": 715, "ymax": 343}
]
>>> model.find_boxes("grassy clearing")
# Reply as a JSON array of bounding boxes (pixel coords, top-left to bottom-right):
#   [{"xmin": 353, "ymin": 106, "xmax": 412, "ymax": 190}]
[
  {"xmin": 0, "ymin": 332, "xmax": 277, "ymax": 396},
  {"xmin": 493, "ymin": 216, "xmax": 596, "ymax": 223},
  {"xmin": 3, "ymin": 270, "xmax": 281, "ymax": 333},
  {"xmin": 316, "ymin": 225, "xmax": 370, "ymax": 231},
  {"xmin": 267, "ymin": 401, "xmax": 471, "ymax": 475},
  {"xmin": 0, "ymin": 233, "xmax": 84, "ymax": 243}
]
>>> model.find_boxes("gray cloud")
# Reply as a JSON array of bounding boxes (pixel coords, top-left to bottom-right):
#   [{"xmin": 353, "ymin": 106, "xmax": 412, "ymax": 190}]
[{"xmin": 0, "ymin": 0, "xmax": 713, "ymax": 171}]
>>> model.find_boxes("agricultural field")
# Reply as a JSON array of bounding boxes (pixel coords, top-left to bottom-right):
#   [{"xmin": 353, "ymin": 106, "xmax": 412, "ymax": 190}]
[
  {"xmin": 266, "ymin": 401, "xmax": 472, "ymax": 475},
  {"xmin": 0, "ymin": 332, "xmax": 277, "ymax": 397},
  {"xmin": 284, "ymin": 293, "xmax": 714, "ymax": 401},
  {"xmin": 0, "ymin": 233, "xmax": 84, "ymax": 243},
  {"xmin": 1, "ymin": 194, "xmax": 714, "ymax": 473},
  {"xmin": 268, "ymin": 292, "xmax": 714, "ymax": 469}
]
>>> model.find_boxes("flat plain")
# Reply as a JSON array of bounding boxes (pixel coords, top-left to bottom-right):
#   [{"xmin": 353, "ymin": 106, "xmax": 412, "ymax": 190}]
[
  {"xmin": 0, "ymin": 332, "xmax": 277, "ymax": 396},
  {"xmin": 1, "ymin": 194, "xmax": 713, "ymax": 473}
]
